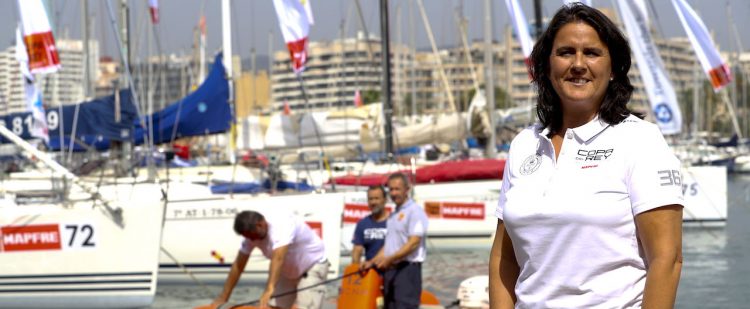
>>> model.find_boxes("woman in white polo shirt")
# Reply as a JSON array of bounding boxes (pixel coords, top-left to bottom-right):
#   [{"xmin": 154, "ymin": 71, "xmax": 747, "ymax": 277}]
[{"xmin": 489, "ymin": 3, "xmax": 684, "ymax": 309}]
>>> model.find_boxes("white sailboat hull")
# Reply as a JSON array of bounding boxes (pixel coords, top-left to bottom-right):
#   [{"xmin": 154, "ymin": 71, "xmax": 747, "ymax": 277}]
[{"xmin": 0, "ymin": 183, "xmax": 165, "ymax": 308}]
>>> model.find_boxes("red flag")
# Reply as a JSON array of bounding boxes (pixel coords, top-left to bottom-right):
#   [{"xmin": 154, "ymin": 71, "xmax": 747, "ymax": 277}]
[
  {"xmin": 17, "ymin": 0, "xmax": 60, "ymax": 74},
  {"xmin": 149, "ymin": 0, "xmax": 159, "ymax": 24},
  {"xmin": 354, "ymin": 89, "xmax": 363, "ymax": 107}
]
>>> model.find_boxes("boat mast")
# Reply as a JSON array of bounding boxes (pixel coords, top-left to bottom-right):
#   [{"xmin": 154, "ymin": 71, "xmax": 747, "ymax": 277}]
[
  {"xmin": 380, "ymin": 0, "xmax": 395, "ymax": 159},
  {"xmin": 484, "ymin": 0, "xmax": 497, "ymax": 157},
  {"xmin": 222, "ymin": 0, "xmax": 236, "ymax": 163},
  {"xmin": 534, "ymin": 0, "xmax": 543, "ymax": 38}
]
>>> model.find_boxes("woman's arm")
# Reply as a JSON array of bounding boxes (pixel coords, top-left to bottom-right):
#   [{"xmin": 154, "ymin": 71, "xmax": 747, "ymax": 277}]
[
  {"xmin": 489, "ymin": 219, "xmax": 519, "ymax": 309},
  {"xmin": 636, "ymin": 205, "xmax": 683, "ymax": 309}
]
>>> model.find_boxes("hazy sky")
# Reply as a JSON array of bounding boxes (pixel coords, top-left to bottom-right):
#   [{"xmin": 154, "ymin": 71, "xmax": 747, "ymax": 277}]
[{"xmin": 1, "ymin": 0, "xmax": 749, "ymax": 62}]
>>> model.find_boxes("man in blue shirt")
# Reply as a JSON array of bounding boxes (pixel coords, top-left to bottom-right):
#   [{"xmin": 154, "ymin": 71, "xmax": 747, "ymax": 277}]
[
  {"xmin": 365, "ymin": 173, "xmax": 429, "ymax": 309},
  {"xmin": 351, "ymin": 185, "xmax": 389, "ymax": 264}
]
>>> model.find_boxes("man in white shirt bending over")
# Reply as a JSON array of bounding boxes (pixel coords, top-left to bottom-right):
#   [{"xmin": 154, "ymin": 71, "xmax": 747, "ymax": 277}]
[{"xmin": 212, "ymin": 210, "xmax": 329, "ymax": 309}]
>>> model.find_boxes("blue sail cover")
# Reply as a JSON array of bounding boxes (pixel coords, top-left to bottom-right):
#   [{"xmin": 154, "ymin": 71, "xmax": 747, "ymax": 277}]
[
  {"xmin": 0, "ymin": 89, "xmax": 138, "ymax": 151},
  {"xmin": 2, "ymin": 53, "xmax": 230, "ymax": 150},
  {"xmin": 133, "ymin": 53, "xmax": 231, "ymax": 145}
]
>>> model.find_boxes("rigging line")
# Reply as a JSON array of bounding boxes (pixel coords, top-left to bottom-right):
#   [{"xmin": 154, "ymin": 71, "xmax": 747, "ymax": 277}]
[
  {"xmin": 160, "ymin": 247, "xmax": 213, "ymax": 297},
  {"xmin": 104, "ymin": 0, "xmax": 157, "ymax": 182},
  {"xmin": 230, "ymin": 268, "xmax": 362, "ymax": 308}
]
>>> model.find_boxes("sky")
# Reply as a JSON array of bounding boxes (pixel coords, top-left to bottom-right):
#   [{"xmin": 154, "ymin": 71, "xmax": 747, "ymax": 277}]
[{"xmin": 1, "ymin": 0, "xmax": 750, "ymax": 65}]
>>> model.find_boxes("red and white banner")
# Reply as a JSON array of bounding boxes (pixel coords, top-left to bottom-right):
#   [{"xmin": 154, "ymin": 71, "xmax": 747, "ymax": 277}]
[
  {"xmin": 273, "ymin": 0, "xmax": 314, "ymax": 74},
  {"xmin": 671, "ymin": 0, "xmax": 731, "ymax": 91},
  {"xmin": 16, "ymin": 0, "xmax": 60, "ymax": 74},
  {"xmin": 504, "ymin": 0, "xmax": 534, "ymax": 75},
  {"xmin": 1, "ymin": 224, "xmax": 61, "ymax": 252},
  {"xmin": 343, "ymin": 203, "xmax": 394, "ymax": 224},
  {"xmin": 15, "ymin": 26, "xmax": 49, "ymax": 142},
  {"xmin": 425, "ymin": 201, "xmax": 485, "ymax": 220},
  {"xmin": 616, "ymin": 0, "xmax": 681, "ymax": 135},
  {"xmin": 149, "ymin": 0, "xmax": 159, "ymax": 24},
  {"xmin": 1, "ymin": 223, "xmax": 97, "ymax": 253}
]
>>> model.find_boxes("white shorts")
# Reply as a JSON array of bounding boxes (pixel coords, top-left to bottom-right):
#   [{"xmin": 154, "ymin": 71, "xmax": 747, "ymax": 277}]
[{"xmin": 271, "ymin": 260, "xmax": 330, "ymax": 309}]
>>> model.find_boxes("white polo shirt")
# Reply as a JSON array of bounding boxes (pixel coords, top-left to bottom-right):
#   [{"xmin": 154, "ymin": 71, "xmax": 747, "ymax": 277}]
[
  {"xmin": 240, "ymin": 210, "xmax": 325, "ymax": 279},
  {"xmin": 496, "ymin": 115, "xmax": 684, "ymax": 308}
]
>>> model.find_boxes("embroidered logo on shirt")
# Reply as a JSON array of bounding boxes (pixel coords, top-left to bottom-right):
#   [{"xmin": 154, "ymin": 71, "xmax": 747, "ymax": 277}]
[
  {"xmin": 520, "ymin": 154, "xmax": 542, "ymax": 175},
  {"xmin": 576, "ymin": 149, "xmax": 614, "ymax": 161},
  {"xmin": 398, "ymin": 213, "xmax": 405, "ymax": 221}
]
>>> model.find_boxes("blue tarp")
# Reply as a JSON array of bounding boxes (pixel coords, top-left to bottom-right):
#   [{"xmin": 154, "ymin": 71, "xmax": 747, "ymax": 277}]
[
  {"xmin": 134, "ymin": 53, "xmax": 231, "ymax": 145},
  {"xmin": 0, "ymin": 89, "xmax": 138, "ymax": 151},
  {"xmin": 2, "ymin": 53, "xmax": 231, "ymax": 150},
  {"xmin": 210, "ymin": 179, "xmax": 315, "ymax": 194}
]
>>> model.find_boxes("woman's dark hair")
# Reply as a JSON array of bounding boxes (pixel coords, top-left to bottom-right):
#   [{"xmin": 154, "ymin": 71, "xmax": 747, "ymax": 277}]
[{"xmin": 530, "ymin": 3, "xmax": 638, "ymax": 134}]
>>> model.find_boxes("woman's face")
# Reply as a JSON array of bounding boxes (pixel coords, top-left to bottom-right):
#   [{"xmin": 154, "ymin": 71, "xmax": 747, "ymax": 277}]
[{"xmin": 549, "ymin": 21, "xmax": 612, "ymax": 120}]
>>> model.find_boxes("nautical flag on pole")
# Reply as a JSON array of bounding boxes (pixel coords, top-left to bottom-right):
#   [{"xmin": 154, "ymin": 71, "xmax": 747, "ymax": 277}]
[
  {"xmin": 16, "ymin": 0, "xmax": 60, "ymax": 74},
  {"xmin": 354, "ymin": 90, "xmax": 363, "ymax": 107},
  {"xmin": 563, "ymin": 0, "xmax": 592, "ymax": 6},
  {"xmin": 15, "ymin": 27, "xmax": 49, "ymax": 142},
  {"xmin": 149, "ymin": 0, "xmax": 159, "ymax": 24},
  {"xmin": 273, "ymin": 0, "xmax": 314, "ymax": 74},
  {"xmin": 671, "ymin": 0, "xmax": 731, "ymax": 91},
  {"xmin": 504, "ymin": 0, "xmax": 534, "ymax": 75},
  {"xmin": 616, "ymin": 0, "xmax": 682, "ymax": 135}
]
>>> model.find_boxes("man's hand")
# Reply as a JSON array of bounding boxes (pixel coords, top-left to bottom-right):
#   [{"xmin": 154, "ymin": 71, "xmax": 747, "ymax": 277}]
[
  {"xmin": 375, "ymin": 255, "xmax": 394, "ymax": 270},
  {"xmin": 209, "ymin": 297, "xmax": 227, "ymax": 307},
  {"xmin": 259, "ymin": 288, "xmax": 274, "ymax": 308}
]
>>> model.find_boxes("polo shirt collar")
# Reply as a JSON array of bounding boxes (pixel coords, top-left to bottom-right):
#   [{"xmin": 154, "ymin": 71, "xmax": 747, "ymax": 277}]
[
  {"xmin": 570, "ymin": 115, "xmax": 609, "ymax": 143},
  {"xmin": 396, "ymin": 199, "xmax": 415, "ymax": 211}
]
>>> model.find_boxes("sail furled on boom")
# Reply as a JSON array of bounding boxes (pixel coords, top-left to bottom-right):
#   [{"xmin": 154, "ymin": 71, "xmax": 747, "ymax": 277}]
[
  {"xmin": 272, "ymin": 0, "xmax": 314, "ymax": 74},
  {"xmin": 616, "ymin": 0, "xmax": 682, "ymax": 134},
  {"xmin": 671, "ymin": 0, "xmax": 731, "ymax": 91}
]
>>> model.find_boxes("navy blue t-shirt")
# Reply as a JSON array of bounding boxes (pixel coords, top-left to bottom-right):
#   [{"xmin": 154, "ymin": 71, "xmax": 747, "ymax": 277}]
[{"xmin": 352, "ymin": 216, "xmax": 387, "ymax": 261}]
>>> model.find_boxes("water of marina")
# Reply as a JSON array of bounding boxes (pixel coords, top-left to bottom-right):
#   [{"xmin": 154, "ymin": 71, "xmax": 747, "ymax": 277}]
[{"xmin": 151, "ymin": 174, "xmax": 750, "ymax": 309}]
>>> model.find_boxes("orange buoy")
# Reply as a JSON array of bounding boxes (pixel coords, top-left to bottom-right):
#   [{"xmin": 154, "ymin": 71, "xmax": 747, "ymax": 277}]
[{"xmin": 337, "ymin": 264, "xmax": 383, "ymax": 309}]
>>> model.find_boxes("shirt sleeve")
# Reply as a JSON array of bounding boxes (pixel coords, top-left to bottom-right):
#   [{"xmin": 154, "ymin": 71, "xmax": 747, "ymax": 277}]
[
  {"xmin": 351, "ymin": 220, "xmax": 365, "ymax": 245},
  {"xmin": 496, "ymin": 154, "xmax": 513, "ymax": 221},
  {"xmin": 239, "ymin": 238, "xmax": 253, "ymax": 255},
  {"xmin": 408, "ymin": 206, "xmax": 429, "ymax": 237},
  {"xmin": 627, "ymin": 125, "xmax": 684, "ymax": 215}
]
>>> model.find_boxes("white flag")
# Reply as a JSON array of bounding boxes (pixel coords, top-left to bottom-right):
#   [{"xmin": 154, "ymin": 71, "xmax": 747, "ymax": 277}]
[
  {"xmin": 16, "ymin": 0, "xmax": 60, "ymax": 74},
  {"xmin": 15, "ymin": 27, "xmax": 49, "ymax": 142},
  {"xmin": 671, "ymin": 0, "xmax": 731, "ymax": 91},
  {"xmin": 273, "ymin": 0, "xmax": 314, "ymax": 74},
  {"xmin": 504, "ymin": 0, "xmax": 534, "ymax": 74},
  {"xmin": 616, "ymin": 0, "xmax": 681, "ymax": 135}
]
